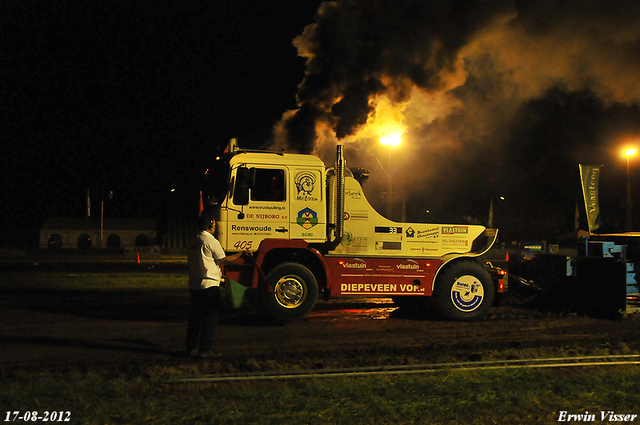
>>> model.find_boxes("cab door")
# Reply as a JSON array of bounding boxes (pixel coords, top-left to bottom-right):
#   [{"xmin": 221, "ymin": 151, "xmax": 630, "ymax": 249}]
[
  {"xmin": 289, "ymin": 167, "xmax": 325, "ymax": 242},
  {"xmin": 226, "ymin": 165, "xmax": 290, "ymax": 251}
]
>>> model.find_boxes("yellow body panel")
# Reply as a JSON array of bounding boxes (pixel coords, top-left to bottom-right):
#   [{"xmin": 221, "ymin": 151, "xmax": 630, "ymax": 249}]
[
  {"xmin": 218, "ymin": 151, "xmax": 487, "ymax": 258},
  {"xmin": 330, "ymin": 176, "xmax": 486, "ymax": 257}
]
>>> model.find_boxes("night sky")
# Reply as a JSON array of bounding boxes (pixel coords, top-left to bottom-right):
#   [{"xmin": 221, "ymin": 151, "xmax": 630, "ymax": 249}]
[{"xmin": 3, "ymin": 0, "xmax": 640, "ymax": 248}]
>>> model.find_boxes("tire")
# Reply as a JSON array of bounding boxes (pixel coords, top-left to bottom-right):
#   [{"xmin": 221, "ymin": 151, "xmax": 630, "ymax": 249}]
[
  {"xmin": 433, "ymin": 259, "xmax": 495, "ymax": 321},
  {"xmin": 262, "ymin": 262, "xmax": 319, "ymax": 319}
]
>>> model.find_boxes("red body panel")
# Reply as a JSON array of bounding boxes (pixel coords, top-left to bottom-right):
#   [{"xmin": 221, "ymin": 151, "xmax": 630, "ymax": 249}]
[
  {"xmin": 224, "ymin": 239, "xmax": 314, "ymax": 289},
  {"xmin": 325, "ymin": 256, "xmax": 442, "ymax": 296},
  {"xmin": 224, "ymin": 239, "xmax": 444, "ymax": 297}
]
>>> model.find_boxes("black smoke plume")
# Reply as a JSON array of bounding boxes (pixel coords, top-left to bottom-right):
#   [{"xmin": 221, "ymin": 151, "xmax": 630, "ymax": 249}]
[
  {"xmin": 274, "ymin": 0, "xmax": 640, "ymax": 239},
  {"xmin": 275, "ymin": 0, "xmax": 514, "ymax": 152}
]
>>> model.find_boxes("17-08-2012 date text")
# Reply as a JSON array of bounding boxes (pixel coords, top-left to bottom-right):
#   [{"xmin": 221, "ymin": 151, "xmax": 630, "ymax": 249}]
[{"xmin": 4, "ymin": 411, "xmax": 71, "ymax": 422}]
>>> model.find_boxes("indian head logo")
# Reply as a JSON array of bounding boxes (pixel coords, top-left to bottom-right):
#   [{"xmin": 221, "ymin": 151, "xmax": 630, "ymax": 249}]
[{"xmin": 295, "ymin": 172, "xmax": 318, "ymax": 201}]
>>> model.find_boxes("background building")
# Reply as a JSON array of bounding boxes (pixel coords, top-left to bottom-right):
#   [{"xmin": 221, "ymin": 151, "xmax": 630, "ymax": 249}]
[{"xmin": 40, "ymin": 217, "xmax": 157, "ymax": 250}]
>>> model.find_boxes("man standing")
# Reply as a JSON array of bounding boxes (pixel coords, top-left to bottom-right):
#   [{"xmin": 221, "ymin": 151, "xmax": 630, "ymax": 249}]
[{"xmin": 186, "ymin": 207, "xmax": 245, "ymax": 358}]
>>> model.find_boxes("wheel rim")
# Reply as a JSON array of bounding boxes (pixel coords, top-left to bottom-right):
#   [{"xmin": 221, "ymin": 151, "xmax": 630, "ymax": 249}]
[
  {"xmin": 273, "ymin": 274, "xmax": 307, "ymax": 309},
  {"xmin": 450, "ymin": 274, "xmax": 484, "ymax": 312}
]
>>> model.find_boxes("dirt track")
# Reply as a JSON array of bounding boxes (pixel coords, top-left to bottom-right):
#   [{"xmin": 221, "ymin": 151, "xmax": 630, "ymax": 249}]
[{"xmin": 2, "ymin": 284, "xmax": 639, "ymax": 374}]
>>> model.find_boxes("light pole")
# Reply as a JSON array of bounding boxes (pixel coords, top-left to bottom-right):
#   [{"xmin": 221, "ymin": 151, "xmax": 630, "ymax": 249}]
[
  {"xmin": 625, "ymin": 148, "xmax": 637, "ymax": 231},
  {"xmin": 379, "ymin": 134, "xmax": 402, "ymax": 218},
  {"xmin": 488, "ymin": 196, "xmax": 505, "ymax": 228}
]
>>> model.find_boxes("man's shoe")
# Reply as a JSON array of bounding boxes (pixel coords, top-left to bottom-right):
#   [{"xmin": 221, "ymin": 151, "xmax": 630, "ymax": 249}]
[
  {"xmin": 198, "ymin": 349, "xmax": 222, "ymax": 358},
  {"xmin": 187, "ymin": 348, "xmax": 199, "ymax": 358}
]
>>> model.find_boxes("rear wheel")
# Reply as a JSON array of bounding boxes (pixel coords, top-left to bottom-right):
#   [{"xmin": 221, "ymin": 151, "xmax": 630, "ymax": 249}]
[
  {"xmin": 434, "ymin": 259, "xmax": 494, "ymax": 321},
  {"xmin": 262, "ymin": 263, "xmax": 318, "ymax": 319}
]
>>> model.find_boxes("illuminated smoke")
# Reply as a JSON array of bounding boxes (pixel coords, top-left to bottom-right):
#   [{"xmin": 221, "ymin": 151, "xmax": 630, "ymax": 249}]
[
  {"xmin": 273, "ymin": 0, "xmax": 640, "ymax": 233},
  {"xmin": 274, "ymin": 0, "xmax": 640, "ymax": 152},
  {"xmin": 273, "ymin": 0, "xmax": 515, "ymax": 152}
]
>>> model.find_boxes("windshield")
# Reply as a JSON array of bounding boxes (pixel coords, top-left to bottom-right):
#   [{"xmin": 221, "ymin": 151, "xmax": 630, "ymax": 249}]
[{"xmin": 202, "ymin": 154, "xmax": 231, "ymax": 208}]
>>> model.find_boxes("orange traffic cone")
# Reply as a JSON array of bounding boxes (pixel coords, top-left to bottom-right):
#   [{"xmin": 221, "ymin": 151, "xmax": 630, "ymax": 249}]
[
  {"xmin": 136, "ymin": 252, "xmax": 141, "ymax": 264},
  {"xmin": 505, "ymin": 251, "xmax": 509, "ymax": 262}
]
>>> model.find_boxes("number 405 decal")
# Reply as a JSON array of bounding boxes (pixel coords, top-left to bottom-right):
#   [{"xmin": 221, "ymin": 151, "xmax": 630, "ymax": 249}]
[{"xmin": 234, "ymin": 240, "xmax": 253, "ymax": 250}]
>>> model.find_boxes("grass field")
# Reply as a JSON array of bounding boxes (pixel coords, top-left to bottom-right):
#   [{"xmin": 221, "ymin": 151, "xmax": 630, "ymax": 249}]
[
  {"xmin": 3, "ymin": 366, "xmax": 640, "ymax": 424},
  {"xmin": 0, "ymin": 271, "xmax": 187, "ymax": 290},
  {"xmin": 2, "ymin": 270, "xmax": 640, "ymax": 424}
]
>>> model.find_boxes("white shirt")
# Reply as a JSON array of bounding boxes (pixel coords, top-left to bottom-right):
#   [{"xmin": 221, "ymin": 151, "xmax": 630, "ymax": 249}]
[{"xmin": 187, "ymin": 230, "xmax": 226, "ymax": 290}]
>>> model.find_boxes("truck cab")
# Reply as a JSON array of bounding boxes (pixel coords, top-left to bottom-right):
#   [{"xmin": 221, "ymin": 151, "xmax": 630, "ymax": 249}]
[{"xmin": 217, "ymin": 151, "xmax": 328, "ymax": 251}]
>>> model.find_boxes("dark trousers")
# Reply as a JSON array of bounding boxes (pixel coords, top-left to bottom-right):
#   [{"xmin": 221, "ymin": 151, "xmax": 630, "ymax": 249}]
[{"xmin": 185, "ymin": 286, "xmax": 221, "ymax": 353}]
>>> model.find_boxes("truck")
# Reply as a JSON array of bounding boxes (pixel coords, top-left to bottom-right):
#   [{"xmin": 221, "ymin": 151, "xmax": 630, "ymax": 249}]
[{"xmin": 203, "ymin": 139, "xmax": 504, "ymax": 321}]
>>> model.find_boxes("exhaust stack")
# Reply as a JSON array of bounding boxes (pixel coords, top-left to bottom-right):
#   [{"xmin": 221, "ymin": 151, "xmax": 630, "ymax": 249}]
[{"xmin": 326, "ymin": 145, "xmax": 346, "ymax": 250}]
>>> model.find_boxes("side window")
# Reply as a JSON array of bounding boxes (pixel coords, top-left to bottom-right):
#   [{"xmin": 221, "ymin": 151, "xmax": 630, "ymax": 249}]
[
  {"xmin": 251, "ymin": 169, "xmax": 285, "ymax": 202},
  {"xmin": 232, "ymin": 167, "xmax": 251, "ymax": 205}
]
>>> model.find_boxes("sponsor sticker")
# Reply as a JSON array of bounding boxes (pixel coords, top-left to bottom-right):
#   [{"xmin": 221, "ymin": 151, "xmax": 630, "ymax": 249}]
[
  {"xmin": 396, "ymin": 260, "xmax": 421, "ymax": 270},
  {"xmin": 339, "ymin": 259, "xmax": 367, "ymax": 269},
  {"xmin": 231, "ymin": 225, "xmax": 272, "ymax": 232},
  {"xmin": 243, "ymin": 213, "xmax": 284, "ymax": 220},
  {"xmin": 406, "ymin": 227, "xmax": 439, "ymax": 240},
  {"xmin": 345, "ymin": 189, "xmax": 363, "ymax": 199},
  {"xmin": 442, "ymin": 225, "xmax": 468, "ymax": 235},
  {"xmin": 375, "ymin": 241, "xmax": 401, "ymax": 250},
  {"xmin": 297, "ymin": 207, "xmax": 318, "ymax": 229},
  {"xmin": 248, "ymin": 205, "xmax": 286, "ymax": 211},
  {"xmin": 230, "ymin": 225, "xmax": 273, "ymax": 236},
  {"xmin": 340, "ymin": 283, "xmax": 425, "ymax": 294},
  {"xmin": 442, "ymin": 238, "xmax": 469, "ymax": 247},
  {"xmin": 410, "ymin": 246, "xmax": 439, "ymax": 253},
  {"xmin": 341, "ymin": 232, "xmax": 368, "ymax": 248},
  {"xmin": 295, "ymin": 172, "xmax": 319, "ymax": 201},
  {"xmin": 347, "ymin": 210, "xmax": 369, "ymax": 220},
  {"xmin": 451, "ymin": 275, "xmax": 483, "ymax": 312}
]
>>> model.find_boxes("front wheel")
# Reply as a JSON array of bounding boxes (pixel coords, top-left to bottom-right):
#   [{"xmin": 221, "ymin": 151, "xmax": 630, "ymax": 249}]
[
  {"xmin": 262, "ymin": 263, "xmax": 319, "ymax": 319},
  {"xmin": 433, "ymin": 259, "xmax": 495, "ymax": 321}
]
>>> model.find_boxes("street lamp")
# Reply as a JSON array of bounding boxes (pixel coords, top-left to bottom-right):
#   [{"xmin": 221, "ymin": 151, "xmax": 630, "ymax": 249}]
[
  {"xmin": 379, "ymin": 134, "xmax": 402, "ymax": 218},
  {"xmin": 380, "ymin": 134, "xmax": 402, "ymax": 147},
  {"xmin": 625, "ymin": 148, "xmax": 637, "ymax": 231}
]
